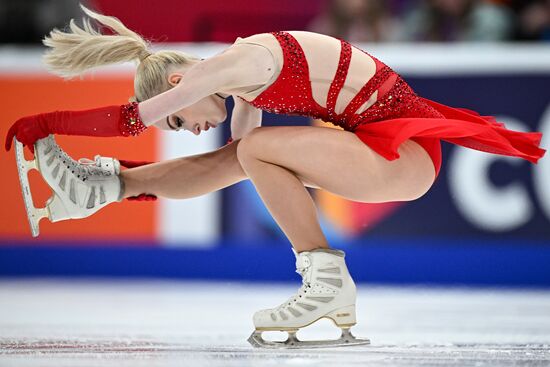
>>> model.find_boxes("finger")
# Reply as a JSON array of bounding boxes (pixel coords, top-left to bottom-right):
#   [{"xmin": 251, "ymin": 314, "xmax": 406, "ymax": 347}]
[{"xmin": 126, "ymin": 193, "xmax": 157, "ymax": 201}]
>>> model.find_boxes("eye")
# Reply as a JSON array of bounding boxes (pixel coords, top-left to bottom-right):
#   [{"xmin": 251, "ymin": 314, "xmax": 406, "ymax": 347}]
[{"xmin": 169, "ymin": 116, "xmax": 184, "ymax": 131}]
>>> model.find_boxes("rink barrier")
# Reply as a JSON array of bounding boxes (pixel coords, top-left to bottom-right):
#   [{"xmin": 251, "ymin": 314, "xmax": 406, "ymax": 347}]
[{"xmin": 1, "ymin": 237, "xmax": 549, "ymax": 287}]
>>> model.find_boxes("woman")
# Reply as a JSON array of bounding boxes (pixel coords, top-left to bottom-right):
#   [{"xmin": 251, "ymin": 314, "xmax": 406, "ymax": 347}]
[{"xmin": 5, "ymin": 5, "xmax": 545, "ymax": 348}]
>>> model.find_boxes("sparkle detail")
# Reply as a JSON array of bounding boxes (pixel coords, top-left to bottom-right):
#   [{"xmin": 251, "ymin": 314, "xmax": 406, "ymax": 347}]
[
  {"xmin": 239, "ymin": 31, "xmax": 443, "ymax": 131},
  {"xmin": 120, "ymin": 102, "xmax": 147, "ymax": 137}
]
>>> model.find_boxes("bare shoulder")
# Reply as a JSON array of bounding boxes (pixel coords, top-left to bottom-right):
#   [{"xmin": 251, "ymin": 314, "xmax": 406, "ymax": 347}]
[
  {"xmin": 239, "ymin": 30, "xmax": 334, "ymax": 43},
  {"xmin": 287, "ymin": 30, "xmax": 338, "ymax": 42},
  {"xmin": 199, "ymin": 34, "xmax": 278, "ymax": 95}
]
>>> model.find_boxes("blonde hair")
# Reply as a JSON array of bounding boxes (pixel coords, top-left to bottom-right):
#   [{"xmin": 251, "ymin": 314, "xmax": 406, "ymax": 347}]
[{"xmin": 42, "ymin": 3, "xmax": 201, "ymax": 102}]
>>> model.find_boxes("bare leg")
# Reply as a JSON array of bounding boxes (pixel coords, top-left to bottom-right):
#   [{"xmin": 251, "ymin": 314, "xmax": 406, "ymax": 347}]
[
  {"xmin": 237, "ymin": 147, "xmax": 329, "ymax": 252},
  {"xmin": 120, "ymin": 140, "xmax": 321, "ymax": 199},
  {"xmin": 236, "ymin": 126, "xmax": 436, "ymax": 253},
  {"xmin": 120, "ymin": 141, "xmax": 247, "ymax": 199}
]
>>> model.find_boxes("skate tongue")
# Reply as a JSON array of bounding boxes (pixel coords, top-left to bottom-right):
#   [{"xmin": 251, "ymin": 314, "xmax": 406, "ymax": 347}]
[
  {"xmin": 94, "ymin": 156, "xmax": 120, "ymax": 175},
  {"xmin": 295, "ymin": 253, "xmax": 312, "ymax": 283}
]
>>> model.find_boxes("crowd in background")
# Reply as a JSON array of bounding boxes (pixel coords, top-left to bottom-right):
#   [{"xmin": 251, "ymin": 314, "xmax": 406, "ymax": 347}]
[
  {"xmin": 308, "ymin": 0, "xmax": 550, "ymax": 42},
  {"xmin": 1, "ymin": 0, "xmax": 549, "ymax": 44}
]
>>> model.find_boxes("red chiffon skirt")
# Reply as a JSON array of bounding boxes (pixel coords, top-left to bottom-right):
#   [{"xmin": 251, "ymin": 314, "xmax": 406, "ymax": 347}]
[{"xmin": 353, "ymin": 97, "xmax": 546, "ymax": 178}]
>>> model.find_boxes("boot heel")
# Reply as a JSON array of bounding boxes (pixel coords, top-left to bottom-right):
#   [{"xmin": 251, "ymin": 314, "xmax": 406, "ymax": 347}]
[
  {"xmin": 326, "ymin": 305, "xmax": 356, "ymax": 327},
  {"xmin": 46, "ymin": 194, "xmax": 70, "ymax": 222}
]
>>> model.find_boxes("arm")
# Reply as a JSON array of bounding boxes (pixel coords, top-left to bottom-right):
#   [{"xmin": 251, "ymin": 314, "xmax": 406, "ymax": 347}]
[
  {"xmin": 230, "ymin": 96, "xmax": 263, "ymax": 140},
  {"xmin": 5, "ymin": 43, "xmax": 274, "ymax": 152},
  {"xmin": 138, "ymin": 43, "xmax": 275, "ymax": 125}
]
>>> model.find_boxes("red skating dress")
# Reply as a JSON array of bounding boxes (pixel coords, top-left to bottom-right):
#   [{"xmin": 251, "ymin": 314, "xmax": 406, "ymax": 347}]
[{"xmin": 238, "ymin": 31, "xmax": 546, "ymax": 178}]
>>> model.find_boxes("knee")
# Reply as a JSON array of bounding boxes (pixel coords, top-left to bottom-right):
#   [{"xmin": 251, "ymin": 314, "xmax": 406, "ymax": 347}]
[{"xmin": 236, "ymin": 127, "xmax": 264, "ymax": 165}]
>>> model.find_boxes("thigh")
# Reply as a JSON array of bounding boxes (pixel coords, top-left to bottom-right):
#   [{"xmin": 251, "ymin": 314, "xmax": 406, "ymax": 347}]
[{"xmin": 237, "ymin": 125, "xmax": 436, "ymax": 202}]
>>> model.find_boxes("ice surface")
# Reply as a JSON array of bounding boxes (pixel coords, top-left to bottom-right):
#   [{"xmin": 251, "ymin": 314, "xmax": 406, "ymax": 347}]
[{"xmin": 0, "ymin": 279, "xmax": 549, "ymax": 366}]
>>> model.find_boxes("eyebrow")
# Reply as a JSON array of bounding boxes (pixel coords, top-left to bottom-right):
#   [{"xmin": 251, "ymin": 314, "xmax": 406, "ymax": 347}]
[{"xmin": 166, "ymin": 116, "xmax": 177, "ymax": 130}]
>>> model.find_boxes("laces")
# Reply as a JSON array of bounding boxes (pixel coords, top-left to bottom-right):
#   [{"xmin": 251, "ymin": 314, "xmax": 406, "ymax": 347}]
[
  {"xmin": 274, "ymin": 255, "xmax": 312, "ymax": 311},
  {"xmin": 76, "ymin": 156, "xmax": 112, "ymax": 178},
  {"xmin": 48, "ymin": 141, "xmax": 111, "ymax": 180}
]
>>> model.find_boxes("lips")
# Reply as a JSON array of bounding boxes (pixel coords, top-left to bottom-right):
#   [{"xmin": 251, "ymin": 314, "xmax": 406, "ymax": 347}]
[
  {"xmin": 205, "ymin": 121, "xmax": 217, "ymax": 131},
  {"xmin": 195, "ymin": 122, "xmax": 215, "ymax": 135}
]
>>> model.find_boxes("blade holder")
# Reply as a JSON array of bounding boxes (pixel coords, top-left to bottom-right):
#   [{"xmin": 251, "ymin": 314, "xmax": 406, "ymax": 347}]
[{"xmin": 14, "ymin": 138, "xmax": 50, "ymax": 237}]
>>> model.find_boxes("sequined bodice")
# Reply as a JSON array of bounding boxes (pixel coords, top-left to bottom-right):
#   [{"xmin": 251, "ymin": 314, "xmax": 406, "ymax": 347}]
[{"xmin": 239, "ymin": 31, "xmax": 438, "ymax": 131}]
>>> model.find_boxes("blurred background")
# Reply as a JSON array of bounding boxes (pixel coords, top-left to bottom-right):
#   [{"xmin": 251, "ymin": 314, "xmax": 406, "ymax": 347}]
[{"xmin": 0, "ymin": 0, "xmax": 549, "ymax": 287}]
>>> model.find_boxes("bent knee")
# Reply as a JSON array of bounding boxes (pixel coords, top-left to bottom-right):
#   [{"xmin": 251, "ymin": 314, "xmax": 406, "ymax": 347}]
[
  {"xmin": 235, "ymin": 127, "xmax": 269, "ymax": 161},
  {"xmin": 236, "ymin": 127, "xmax": 262, "ymax": 163}
]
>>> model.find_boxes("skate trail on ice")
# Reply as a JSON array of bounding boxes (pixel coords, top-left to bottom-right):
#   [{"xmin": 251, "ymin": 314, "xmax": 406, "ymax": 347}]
[{"xmin": 0, "ymin": 280, "xmax": 549, "ymax": 366}]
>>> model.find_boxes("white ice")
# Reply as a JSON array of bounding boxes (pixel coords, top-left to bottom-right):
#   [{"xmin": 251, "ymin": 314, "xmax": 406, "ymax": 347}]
[{"xmin": 0, "ymin": 279, "xmax": 549, "ymax": 366}]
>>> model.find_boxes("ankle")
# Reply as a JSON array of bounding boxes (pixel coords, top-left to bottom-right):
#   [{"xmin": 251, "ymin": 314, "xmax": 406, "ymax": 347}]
[
  {"xmin": 119, "ymin": 171, "xmax": 140, "ymax": 198},
  {"xmin": 293, "ymin": 244, "xmax": 336, "ymax": 254}
]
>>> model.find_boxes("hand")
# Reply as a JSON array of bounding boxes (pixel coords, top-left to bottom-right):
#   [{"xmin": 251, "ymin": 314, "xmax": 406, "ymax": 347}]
[
  {"xmin": 5, "ymin": 115, "xmax": 51, "ymax": 153},
  {"xmin": 126, "ymin": 193, "xmax": 157, "ymax": 201}
]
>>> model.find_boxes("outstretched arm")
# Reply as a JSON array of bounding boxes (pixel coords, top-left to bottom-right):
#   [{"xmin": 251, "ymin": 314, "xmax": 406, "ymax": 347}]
[{"xmin": 5, "ymin": 43, "xmax": 273, "ymax": 152}]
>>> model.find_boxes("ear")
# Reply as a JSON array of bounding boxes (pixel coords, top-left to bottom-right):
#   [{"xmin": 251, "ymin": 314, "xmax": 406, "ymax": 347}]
[{"xmin": 168, "ymin": 72, "xmax": 183, "ymax": 87}]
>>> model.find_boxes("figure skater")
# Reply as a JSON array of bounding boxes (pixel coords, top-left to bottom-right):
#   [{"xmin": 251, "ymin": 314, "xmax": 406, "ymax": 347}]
[{"xmin": 5, "ymin": 5, "xmax": 545, "ymax": 348}]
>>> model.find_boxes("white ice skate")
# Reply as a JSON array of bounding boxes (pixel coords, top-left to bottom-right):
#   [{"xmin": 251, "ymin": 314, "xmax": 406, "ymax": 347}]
[
  {"xmin": 14, "ymin": 135, "xmax": 122, "ymax": 237},
  {"xmin": 248, "ymin": 248, "xmax": 370, "ymax": 349}
]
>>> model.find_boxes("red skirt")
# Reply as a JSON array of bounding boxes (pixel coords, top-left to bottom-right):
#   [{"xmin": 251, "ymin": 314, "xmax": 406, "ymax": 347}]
[{"xmin": 353, "ymin": 97, "xmax": 546, "ymax": 179}]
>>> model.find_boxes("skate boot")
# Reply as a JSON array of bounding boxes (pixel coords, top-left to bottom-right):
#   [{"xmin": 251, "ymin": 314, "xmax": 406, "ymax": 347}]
[
  {"xmin": 248, "ymin": 248, "xmax": 370, "ymax": 348},
  {"xmin": 14, "ymin": 135, "xmax": 123, "ymax": 237}
]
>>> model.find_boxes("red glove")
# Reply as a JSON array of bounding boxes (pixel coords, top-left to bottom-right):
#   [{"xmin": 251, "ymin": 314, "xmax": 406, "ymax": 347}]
[
  {"xmin": 126, "ymin": 193, "xmax": 157, "ymax": 202},
  {"xmin": 5, "ymin": 102, "xmax": 147, "ymax": 153},
  {"xmin": 119, "ymin": 159, "xmax": 156, "ymax": 169},
  {"xmin": 118, "ymin": 159, "xmax": 158, "ymax": 202}
]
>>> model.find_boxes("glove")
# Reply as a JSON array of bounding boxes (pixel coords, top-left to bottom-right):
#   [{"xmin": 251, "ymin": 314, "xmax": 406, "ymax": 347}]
[
  {"xmin": 5, "ymin": 102, "xmax": 147, "ymax": 153},
  {"xmin": 119, "ymin": 159, "xmax": 156, "ymax": 168},
  {"xmin": 126, "ymin": 193, "xmax": 157, "ymax": 202},
  {"xmin": 118, "ymin": 159, "xmax": 158, "ymax": 202}
]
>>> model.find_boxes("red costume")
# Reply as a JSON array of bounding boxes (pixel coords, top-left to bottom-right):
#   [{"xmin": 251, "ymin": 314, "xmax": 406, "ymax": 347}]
[{"xmin": 240, "ymin": 31, "xmax": 546, "ymax": 178}]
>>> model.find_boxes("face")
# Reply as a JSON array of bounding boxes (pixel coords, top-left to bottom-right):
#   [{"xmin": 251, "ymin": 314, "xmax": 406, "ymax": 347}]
[{"xmin": 153, "ymin": 71, "xmax": 228, "ymax": 135}]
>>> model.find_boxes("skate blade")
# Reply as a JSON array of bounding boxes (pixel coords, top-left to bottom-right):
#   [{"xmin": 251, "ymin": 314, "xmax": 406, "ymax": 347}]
[
  {"xmin": 14, "ymin": 138, "xmax": 50, "ymax": 237},
  {"xmin": 248, "ymin": 328, "xmax": 370, "ymax": 349}
]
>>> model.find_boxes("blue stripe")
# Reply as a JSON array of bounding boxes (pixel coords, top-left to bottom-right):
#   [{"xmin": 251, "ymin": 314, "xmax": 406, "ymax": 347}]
[{"xmin": 0, "ymin": 238, "xmax": 549, "ymax": 287}]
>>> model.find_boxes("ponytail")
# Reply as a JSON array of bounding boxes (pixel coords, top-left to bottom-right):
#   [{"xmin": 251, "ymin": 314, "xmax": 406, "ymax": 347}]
[
  {"xmin": 42, "ymin": 3, "xmax": 201, "ymax": 103},
  {"xmin": 42, "ymin": 4, "xmax": 151, "ymax": 78}
]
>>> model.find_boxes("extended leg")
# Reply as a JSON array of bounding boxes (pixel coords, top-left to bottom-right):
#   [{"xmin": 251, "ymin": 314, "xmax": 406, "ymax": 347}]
[
  {"xmin": 21, "ymin": 136, "xmax": 323, "ymax": 237},
  {"xmin": 120, "ymin": 141, "xmax": 247, "ymax": 199},
  {"xmin": 120, "ymin": 140, "xmax": 321, "ymax": 199},
  {"xmin": 16, "ymin": 137, "xmax": 247, "ymax": 236}
]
